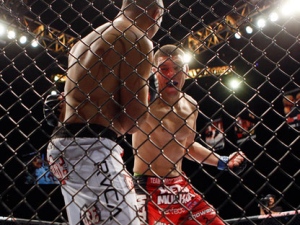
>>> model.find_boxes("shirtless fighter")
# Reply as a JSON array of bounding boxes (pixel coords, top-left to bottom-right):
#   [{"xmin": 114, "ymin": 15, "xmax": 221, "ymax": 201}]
[
  {"xmin": 132, "ymin": 45, "xmax": 246, "ymax": 225},
  {"xmin": 46, "ymin": 1, "xmax": 164, "ymax": 224}
]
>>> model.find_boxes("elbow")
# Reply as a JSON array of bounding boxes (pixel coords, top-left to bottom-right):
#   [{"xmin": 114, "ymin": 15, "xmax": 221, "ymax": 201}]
[
  {"xmin": 121, "ymin": 111, "xmax": 149, "ymax": 134},
  {"xmin": 138, "ymin": 111, "xmax": 149, "ymax": 124},
  {"xmin": 129, "ymin": 112, "xmax": 149, "ymax": 134}
]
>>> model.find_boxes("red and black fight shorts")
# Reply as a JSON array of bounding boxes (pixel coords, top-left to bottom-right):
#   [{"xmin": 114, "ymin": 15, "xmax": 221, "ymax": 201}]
[{"xmin": 134, "ymin": 174, "xmax": 225, "ymax": 225}]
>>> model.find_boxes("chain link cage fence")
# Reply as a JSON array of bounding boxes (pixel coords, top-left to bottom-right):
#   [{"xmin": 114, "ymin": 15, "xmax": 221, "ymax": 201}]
[{"xmin": 0, "ymin": 0, "xmax": 299, "ymax": 224}]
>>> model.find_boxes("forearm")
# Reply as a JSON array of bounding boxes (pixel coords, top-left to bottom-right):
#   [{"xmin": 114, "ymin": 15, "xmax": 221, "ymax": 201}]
[
  {"xmin": 186, "ymin": 142, "xmax": 246, "ymax": 173},
  {"xmin": 186, "ymin": 142, "xmax": 220, "ymax": 166},
  {"xmin": 121, "ymin": 84, "xmax": 149, "ymax": 134},
  {"xmin": 260, "ymin": 207, "xmax": 266, "ymax": 215},
  {"xmin": 121, "ymin": 109, "xmax": 149, "ymax": 134}
]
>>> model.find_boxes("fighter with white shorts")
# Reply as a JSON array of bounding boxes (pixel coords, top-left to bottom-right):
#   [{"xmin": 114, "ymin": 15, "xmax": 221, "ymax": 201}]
[{"xmin": 47, "ymin": 124, "xmax": 139, "ymax": 225}]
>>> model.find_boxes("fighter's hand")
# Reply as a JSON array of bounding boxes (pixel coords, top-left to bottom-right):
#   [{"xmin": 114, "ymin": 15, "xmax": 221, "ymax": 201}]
[
  {"xmin": 43, "ymin": 92, "xmax": 65, "ymax": 127},
  {"xmin": 148, "ymin": 74, "xmax": 159, "ymax": 103},
  {"xmin": 228, "ymin": 151, "xmax": 247, "ymax": 174}
]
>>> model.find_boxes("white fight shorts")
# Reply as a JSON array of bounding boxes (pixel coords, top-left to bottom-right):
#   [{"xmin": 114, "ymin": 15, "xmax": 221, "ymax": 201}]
[{"xmin": 47, "ymin": 125, "xmax": 139, "ymax": 225}]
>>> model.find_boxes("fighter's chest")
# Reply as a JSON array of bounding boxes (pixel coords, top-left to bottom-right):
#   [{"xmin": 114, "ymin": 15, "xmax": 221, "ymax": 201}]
[{"xmin": 149, "ymin": 106, "xmax": 195, "ymax": 134}]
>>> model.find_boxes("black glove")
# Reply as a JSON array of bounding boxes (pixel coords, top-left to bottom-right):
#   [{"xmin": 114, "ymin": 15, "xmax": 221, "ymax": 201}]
[
  {"xmin": 149, "ymin": 74, "xmax": 158, "ymax": 102},
  {"xmin": 43, "ymin": 94, "xmax": 61, "ymax": 127},
  {"xmin": 232, "ymin": 158, "xmax": 247, "ymax": 175}
]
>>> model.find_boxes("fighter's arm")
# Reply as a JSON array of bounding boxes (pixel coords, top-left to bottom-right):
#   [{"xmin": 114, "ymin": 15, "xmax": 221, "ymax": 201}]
[
  {"xmin": 43, "ymin": 93, "xmax": 65, "ymax": 127},
  {"xmin": 184, "ymin": 112, "xmax": 221, "ymax": 167},
  {"xmin": 118, "ymin": 35, "xmax": 153, "ymax": 134},
  {"xmin": 184, "ymin": 98, "xmax": 246, "ymax": 172},
  {"xmin": 183, "ymin": 97, "xmax": 220, "ymax": 165},
  {"xmin": 187, "ymin": 139, "xmax": 246, "ymax": 171}
]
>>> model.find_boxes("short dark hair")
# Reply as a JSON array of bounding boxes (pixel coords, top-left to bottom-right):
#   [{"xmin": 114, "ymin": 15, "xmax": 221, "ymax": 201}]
[
  {"xmin": 153, "ymin": 45, "xmax": 185, "ymax": 66},
  {"xmin": 266, "ymin": 194, "xmax": 276, "ymax": 200}
]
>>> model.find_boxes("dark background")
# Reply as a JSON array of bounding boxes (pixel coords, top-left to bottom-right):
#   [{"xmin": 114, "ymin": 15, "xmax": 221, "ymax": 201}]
[{"xmin": 0, "ymin": 0, "xmax": 299, "ymax": 222}]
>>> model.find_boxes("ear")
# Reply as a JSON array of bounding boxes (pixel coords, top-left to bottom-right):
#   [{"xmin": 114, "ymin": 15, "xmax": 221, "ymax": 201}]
[
  {"xmin": 151, "ymin": 66, "xmax": 157, "ymax": 74},
  {"xmin": 183, "ymin": 64, "xmax": 189, "ymax": 73},
  {"xmin": 152, "ymin": 8, "xmax": 161, "ymax": 21}
]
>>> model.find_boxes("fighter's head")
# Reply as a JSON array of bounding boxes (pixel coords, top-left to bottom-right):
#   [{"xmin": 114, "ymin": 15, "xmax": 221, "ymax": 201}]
[
  {"xmin": 152, "ymin": 45, "xmax": 189, "ymax": 95},
  {"xmin": 121, "ymin": 0, "xmax": 164, "ymax": 38}
]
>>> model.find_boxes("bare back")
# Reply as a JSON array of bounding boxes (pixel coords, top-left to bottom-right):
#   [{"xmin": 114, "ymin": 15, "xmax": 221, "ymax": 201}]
[
  {"xmin": 132, "ymin": 94, "xmax": 198, "ymax": 177},
  {"xmin": 64, "ymin": 19, "xmax": 153, "ymax": 134}
]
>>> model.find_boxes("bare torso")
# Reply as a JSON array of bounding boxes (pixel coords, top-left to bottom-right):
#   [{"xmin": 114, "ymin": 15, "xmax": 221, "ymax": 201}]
[
  {"xmin": 132, "ymin": 94, "xmax": 198, "ymax": 177},
  {"xmin": 63, "ymin": 19, "xmax": 153, "ymax": 134}
]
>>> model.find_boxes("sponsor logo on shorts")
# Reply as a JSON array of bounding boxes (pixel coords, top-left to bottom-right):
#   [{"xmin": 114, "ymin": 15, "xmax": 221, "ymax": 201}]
[
  {"xmin": 136, "ymin": 194, "xmax": 147, "ymax": 224},
  {"xmin": 150, "ymin": 177, "xmax": 161, "ymax": 184},
  {"xmin": 124, "ymin": 174, "xmax": 135, "ymax": 192},
  {"xmin": 81, "ymin": 205, "xmax": 101, "ymax": 225},
  {"xmin": 48, "ymin": 155, "xmax": 68, "ymax": 185},
  {"xmin": 188, "ymin": 208, "xmax": 216, "ymax": 220},
  {"xmin": 164, "ymin": 207, "xmax": 186, "ymax": 215},
  {"xmin": 154, "ymin": 222, "xmax": 171, "ymax": 225},
  {"xmin": 149, "ymin": 176, "xmax": 185, "ymax": 185},
  {"xmin": 96, "ymin": 160, "xmax": 122, "ymax": 219},
  {"xmin": 157, "ymin": 185, "xmax": 195, "ymax": 205}
]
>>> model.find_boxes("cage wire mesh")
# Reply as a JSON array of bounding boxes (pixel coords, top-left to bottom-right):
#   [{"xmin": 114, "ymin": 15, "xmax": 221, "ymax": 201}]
[{"xmin": 0, "ymin": 0, "xmax": 299, "ymax": 224}]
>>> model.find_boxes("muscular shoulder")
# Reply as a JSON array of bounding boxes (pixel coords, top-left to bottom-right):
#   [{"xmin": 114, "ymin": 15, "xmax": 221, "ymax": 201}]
[
  {"xmin": 183, "ymin": 93, "xmax": 198, "ymax": 110},
  {"xmin": 111, "ymin": 20, "xmax": 152, "ymax": 46},
  {"xmin": 71, "ymin": 21, "xmax": 152, "ymax": 52}
]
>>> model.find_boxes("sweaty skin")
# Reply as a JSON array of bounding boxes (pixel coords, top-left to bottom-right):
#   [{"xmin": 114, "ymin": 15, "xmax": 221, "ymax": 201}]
[
  {"xmin": 47, "ymin": 2, "xmax": 165, "ymax": 224},
  {"xmin": 63, "ymin": 2, "xmax": 164, "ymax": 135},
  {"xmin": 132, "ymin": 54, "xmax": 245, "ymax": 177}
]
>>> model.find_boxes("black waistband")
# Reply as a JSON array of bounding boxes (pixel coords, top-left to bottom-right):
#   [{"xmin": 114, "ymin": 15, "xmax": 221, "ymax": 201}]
[
  {"xmin": 133, "ymin": 175, "xmax": 187, "ymax": 191},
  {"xmin": 52, "ymin": 123, "xmax": 117, "ymax": 142}
]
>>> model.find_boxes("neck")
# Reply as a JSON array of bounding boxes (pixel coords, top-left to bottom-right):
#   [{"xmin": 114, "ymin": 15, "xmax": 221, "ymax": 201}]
[
  {"xmin": 160, "ymin": 92, "xmax": 183, "ymax": 106},
  {"xmin": 269, "ymin": 203, "xmax": 275, "ymax": 208}
]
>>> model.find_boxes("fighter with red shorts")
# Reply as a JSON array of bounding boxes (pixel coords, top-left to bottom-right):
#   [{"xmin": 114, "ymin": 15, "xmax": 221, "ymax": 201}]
[
  {"xmin": 132, "ymin": 45, "xmax": 246, "ymax": 225},
  {"xmin": 134, "ymin": 174, "xmax": 225, "ymax": 225}
]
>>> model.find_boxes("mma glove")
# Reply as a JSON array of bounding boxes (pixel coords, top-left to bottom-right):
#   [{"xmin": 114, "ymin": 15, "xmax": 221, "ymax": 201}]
[
  {"xmin": 217, "ymin": 155, "xmax": 247, "ymax": 175},
  {"xmin": 148, "ymin": 74, "xmax": 159, "ymax": 102},
  {"xmin": 232, "ymin": 158, "xmax": 247, "ymax": 175},
  {"xmin": 43, "ymin": 94, "xmax": 61, "ymax": 127}
]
